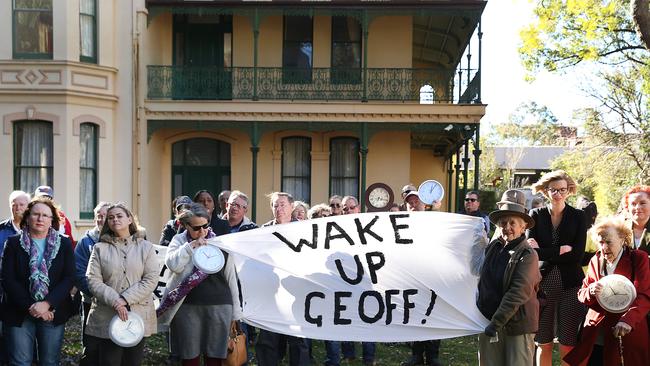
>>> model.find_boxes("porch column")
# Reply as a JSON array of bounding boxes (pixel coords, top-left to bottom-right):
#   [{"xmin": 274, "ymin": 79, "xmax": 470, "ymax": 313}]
[
  {"xmin": 462, "ymin": 138, "xmax": 470, "ymax": 196},
  {"xmin": 447, "ymin": 158, "xmax": 454, "ymax": 212},
  {"xmin": 250, "ymin": 122, "xmax": 260, "ymax": 221},
  {"xmin": 362, "ymin": 10, "xmax": 369, "ymax": 102},
  {"xmin": 473, "ymin": 124, "xmax": 481, "ymax": 190},
  {"xmin": 454, "ymin": 151, "xmax": 461, "ymax": 212},
  {"xmin": 253, "ymin": 9, "xmax": 260, "ymax": 101},
  {"xmin": 477, "ymin": 20, "xmax": 483, "ymax": 103},
  {"xmin": 360, "ymin": 122, "xmax": 369, "ymax": 212}
]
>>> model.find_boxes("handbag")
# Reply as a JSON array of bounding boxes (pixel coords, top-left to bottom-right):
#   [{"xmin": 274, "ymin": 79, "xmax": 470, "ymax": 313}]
[{"xmin": 223, "ymin": 322, "xmax": 247, "ymax": 366}]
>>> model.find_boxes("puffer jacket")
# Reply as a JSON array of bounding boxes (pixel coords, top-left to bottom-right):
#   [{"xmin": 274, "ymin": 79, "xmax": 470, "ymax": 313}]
[
  {"xmin": 157, "ymin": 232, "xmax": 243, "ymax": 331},
  {"xmin": 85, "ymin": 229, "xmax": 159, "ymax": 339},
  {"xmin": 484, "ymin": 238, "xmax": 541, "ymax": 336}
]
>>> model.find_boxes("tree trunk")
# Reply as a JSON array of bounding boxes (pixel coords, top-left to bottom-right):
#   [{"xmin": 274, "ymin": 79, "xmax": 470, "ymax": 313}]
[{"xmin": 632, "ymin": 0, "xmax": 650, "ymax": 50}]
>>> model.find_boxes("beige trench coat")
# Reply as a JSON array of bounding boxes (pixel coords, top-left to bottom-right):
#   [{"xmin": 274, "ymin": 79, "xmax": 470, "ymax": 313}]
[{"xmin": 85, "ymin": 230, "xmax": 160, "ymax": 339}]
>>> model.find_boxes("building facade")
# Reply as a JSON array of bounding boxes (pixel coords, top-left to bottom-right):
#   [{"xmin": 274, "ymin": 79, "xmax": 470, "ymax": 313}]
[{"xmin": 0, "ymin": 0, "xmax": 486, "ymax": 238}]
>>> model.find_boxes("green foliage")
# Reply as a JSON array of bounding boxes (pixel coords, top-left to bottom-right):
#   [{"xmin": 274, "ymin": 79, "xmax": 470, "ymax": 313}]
[
  {"xmin": 520, "ymin": 0, "xmax": 648, "ymax": 76},
  {"xmin": 489, "ymin": 102, "xmax": 564, "ymax": 146}
]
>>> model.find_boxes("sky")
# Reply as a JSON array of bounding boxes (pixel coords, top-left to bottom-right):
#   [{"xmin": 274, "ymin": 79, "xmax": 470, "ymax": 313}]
[{"xmin": 480, "ymin": 0, "xmax": 594, "ymax": 131}]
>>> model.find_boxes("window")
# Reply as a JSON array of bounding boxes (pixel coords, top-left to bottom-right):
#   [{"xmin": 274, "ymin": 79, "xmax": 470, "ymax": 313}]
[
  {"xmin": 80, "ymin": 0, "xmax": 97, "ymax": 63},
  {"xmin": 282, "ymin": 137, "xmax": 311, "ymax": 203},
  {"xmin": 329, "ymin": 137, "xmax": 359, "ymax": 198},
  {"xmin": 13, "ymin": 0, "xmax": 53, "ymax": 59},
  {"xmin": 283, "ymin": 15, "xmax": 313, "ymax": 83},
  {"xmin": 79, "ymin": 123, "xmax": 98, "ymax": 219},
  {"xmin": 14, "ymin": 121, "xmax": 53, "ymax": 194},
  {"xmin": 331, "ymin": 16, "xmax": 362, "ymax": 84}
]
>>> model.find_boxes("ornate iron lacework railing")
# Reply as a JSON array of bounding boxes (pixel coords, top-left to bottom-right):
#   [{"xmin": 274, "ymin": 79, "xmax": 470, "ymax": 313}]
[{"xmin": 147, "ymin": 66, "xmax": 478, "ymax": 103}]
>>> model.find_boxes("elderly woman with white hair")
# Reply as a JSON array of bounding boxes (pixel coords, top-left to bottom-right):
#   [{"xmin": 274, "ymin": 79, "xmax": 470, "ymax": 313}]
[{"xmin": 477, "ymin": 190, "xmax": 541, "ymax": 366}]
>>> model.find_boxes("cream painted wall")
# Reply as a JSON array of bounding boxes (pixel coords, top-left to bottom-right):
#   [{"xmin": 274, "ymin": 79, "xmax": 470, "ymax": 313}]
[
  {"xmin": 410, "ymin": 149, "xmax": 450, "ymax": 212},
  {"xmin": 366, "ymin": 131, "xmax": 411, "ymax": 207},
  {"xmin": 313, "ymin": 16, "xmax": 331, "ymax": 68},
  {"xmin": 368, "ymin": 16, "xmax": 412, "ymax": 68},
  {"xmin": 258, "ymin": 16, "xmax": 283, "ymax": 67},
  {"xmin": 233, "ymin": 15, "xmax": 253, "ymax": 67},
  {"xmin": 0, "ymin": 2, "xmax": 11, "ymax": 59},
  {"xmin": 144, "ymin": 13, "xmax": 173, "ymax": 65}
]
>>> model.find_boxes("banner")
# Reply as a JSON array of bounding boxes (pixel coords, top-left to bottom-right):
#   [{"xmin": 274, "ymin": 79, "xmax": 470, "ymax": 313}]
[{"xmin": 214, "ymin": 211, "xmax": 490, "ymax": 342}]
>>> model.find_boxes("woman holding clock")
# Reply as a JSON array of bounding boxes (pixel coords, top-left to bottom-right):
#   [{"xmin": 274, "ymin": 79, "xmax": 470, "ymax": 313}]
[
  {"xmin": 85, "ymin": 203, "xmax": 159, "ymax": 366},
  {"xmin": 159, "ymin": 203, "xmax": 242, "ymax": 366},
  {"xmin": 564, "ymin": 217, "xmax": 650, "ymax": 365}
]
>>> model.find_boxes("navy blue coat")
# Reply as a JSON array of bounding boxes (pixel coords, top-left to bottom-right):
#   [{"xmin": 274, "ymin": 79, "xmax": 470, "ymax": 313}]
[{"xmin": 1, "ymin": 234, "xmax": 75, "ymax": 326}]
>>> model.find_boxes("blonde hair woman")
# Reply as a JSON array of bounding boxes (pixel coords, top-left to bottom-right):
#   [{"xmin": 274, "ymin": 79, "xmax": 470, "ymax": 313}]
[{"xmin": 527, "ymin": 170, "xmax": 587, "ymax": 366}]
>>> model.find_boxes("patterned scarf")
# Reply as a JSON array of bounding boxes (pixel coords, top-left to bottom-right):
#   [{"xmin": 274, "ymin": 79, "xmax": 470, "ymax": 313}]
[
  {"xmin": 19, "ymin": 227, "xmax": 61, "ymax": 301},
  {"xmin": 156, "ymin": 228, "xmax": 216, "ymax": 317}
]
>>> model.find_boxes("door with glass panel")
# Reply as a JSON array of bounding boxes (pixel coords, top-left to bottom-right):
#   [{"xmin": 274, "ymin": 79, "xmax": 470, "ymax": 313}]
[
  {"xmin": 172, "ymin": 14, "xmax": 232, "ymax": 99},
  {"xmin": 171, "ymin": 138, "xmax": 231, "ymax": 200}
]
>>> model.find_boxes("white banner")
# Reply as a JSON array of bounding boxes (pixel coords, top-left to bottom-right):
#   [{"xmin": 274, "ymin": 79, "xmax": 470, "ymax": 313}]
[{"xmin": 214, "ymin": 211, "xmax": 490, "ymax": 342}]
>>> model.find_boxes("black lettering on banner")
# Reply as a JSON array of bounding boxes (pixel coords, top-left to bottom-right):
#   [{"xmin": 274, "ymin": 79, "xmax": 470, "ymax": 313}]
[
  {"xmin": 365, "ymin": 251, "xmax": 385, "ymax": 284},
  {"xmin": 324, "ymin": 222, "xmax": 355, "ymax": 249},
  {"xmin": 421, "ymin": 289, "xmax": 438, "ymax": 324},
  {"xmin": 358, "ymin": 290, "xmax": 384, "ymax": 323},
  {"xmin": 389, "ymin": 214, "xmax": 413, "ymax": 244},
  {"xmin": 272, "ymin": 224, "xmax": 318, "ymax": 252},
  {"xmin": 384, "ymin": 289, "xmax": 400, "ymax": 325},
  {"xmin": 334, "ymin": 291, "xmax": 352, "ymax": 325},
  {"xmin": 402, "ymin": 289, "xmax": 418, "ymax": 324},
  {"xmin": 334, "ymin": 255, "xmax": 364, "ymax": 285},
  {"xmin": 354, "ymin": 216, "xmax": 383, "ymax": 244},
  {"xmin": 153, "ymin": 282, "xmax": 166, "ymax": 299},
  {"xmin": 305, "ymin": 291, "xmax": 325, "ymax": 327}
]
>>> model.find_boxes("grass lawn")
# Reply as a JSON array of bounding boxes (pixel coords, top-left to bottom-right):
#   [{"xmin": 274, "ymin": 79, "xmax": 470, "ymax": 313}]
[{"xmin": 61, "ymin": 316, "xmax": 561, "ymax": 365}]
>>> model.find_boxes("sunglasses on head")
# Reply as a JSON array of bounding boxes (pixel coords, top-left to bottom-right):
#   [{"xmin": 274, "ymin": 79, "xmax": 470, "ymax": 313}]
[
  {"xmin": 188, "ymin": 222, "xmax": 210, "ymax": 231},
  {"xmin": 464, "ymin": 198, "xmax": 478, "ymax": 202}
]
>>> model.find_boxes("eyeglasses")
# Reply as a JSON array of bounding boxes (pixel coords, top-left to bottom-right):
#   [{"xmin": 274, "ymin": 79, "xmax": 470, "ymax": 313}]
[
  {"xmin": 464, "ymin": 198, "xmax": 478, "ymax": 202},
  {"xmin": 228, "ymin": 202, "xmax": 247, "ymax": 210},
  {"xmin": 343, "ymin": 205, "xmax": 357, "ymax": 212},
  {"xmin": 330, "ymin": 203, "xmax": 341, "ymax": 208},
  {"xmin": 30, "ymin": 213, "xmax": 52, "ymax": 220},
  {"xmin": 188, "ymin": 223, "xmax": 210, "ymax": 231},
  {"xmin": 547, "ymin": 187, "xmax": 568, "ymax": 194}
]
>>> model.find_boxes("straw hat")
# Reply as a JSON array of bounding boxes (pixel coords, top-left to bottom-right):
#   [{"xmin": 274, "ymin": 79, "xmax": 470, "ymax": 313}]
[{"xmin": 488, "ymin": 189, "xmax": 535, "ymax": 228}]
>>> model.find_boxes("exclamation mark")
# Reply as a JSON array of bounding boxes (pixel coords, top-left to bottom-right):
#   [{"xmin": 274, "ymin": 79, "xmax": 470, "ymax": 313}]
[{"xmin": 421, "ymin": 290, "xmax": 438, "ymax": 324}]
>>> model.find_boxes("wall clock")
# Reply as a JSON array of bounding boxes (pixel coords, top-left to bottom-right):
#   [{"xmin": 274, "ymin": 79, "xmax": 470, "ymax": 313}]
[{"xmin": 364, "ymin": 183, "xmax": 394, "ymax": 212}]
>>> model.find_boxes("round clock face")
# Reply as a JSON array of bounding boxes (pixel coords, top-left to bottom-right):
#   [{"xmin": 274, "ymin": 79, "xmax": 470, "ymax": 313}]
[
  {"xmin": 364, "ymin": 183, "xmax": 394, "ymax": 212},
  {"xmin": 418, "ymin": 180, "xmax": 445, "ymax": 205},
  {"xmin": 596, "ymin": 274, "xmax": 637, "ymax": 313},
  {"xmin": 192, "ymin": 245, "xmax": 225, "ymax": 274},
  {"xmin": 109, "ymin": 312, "xmax": 145, "ymax": 347},
  {"xmin": 369, "ymin": 187, "xmax": 390, "ymax": 208}
]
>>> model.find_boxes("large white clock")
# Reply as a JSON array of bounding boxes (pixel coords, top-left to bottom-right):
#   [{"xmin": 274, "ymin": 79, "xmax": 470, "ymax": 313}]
[
  {"xmin": 596, "ymin": 274, "xmax": 637, "ymax": 313},
  {"xmin": 109, "ymin": 312, "xmax": 145, "ymax": 347},
  {"xmin": 418, "ymin": 180, "xmax": 444, "ymax": 205},
  {"xmin": 192, "ymin": 244, "xmax": 226, "ymax": 274}
]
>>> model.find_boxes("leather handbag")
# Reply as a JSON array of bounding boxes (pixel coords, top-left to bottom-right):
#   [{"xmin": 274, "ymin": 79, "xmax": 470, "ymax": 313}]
[{"xmin": 224, "ymin": 322, "xmax": 247, "ymax": 366}]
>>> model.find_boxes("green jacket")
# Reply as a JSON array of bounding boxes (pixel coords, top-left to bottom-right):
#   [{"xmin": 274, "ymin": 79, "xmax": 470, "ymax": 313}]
[{"xmin": 485, "ymin": 239, "xmax": 541, "ymax": 336}]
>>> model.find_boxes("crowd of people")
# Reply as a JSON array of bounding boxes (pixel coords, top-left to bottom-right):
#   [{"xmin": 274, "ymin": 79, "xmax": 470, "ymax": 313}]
[{"xmin": 0, "ymin": 172, "xmax": 648, "ymax": 366}]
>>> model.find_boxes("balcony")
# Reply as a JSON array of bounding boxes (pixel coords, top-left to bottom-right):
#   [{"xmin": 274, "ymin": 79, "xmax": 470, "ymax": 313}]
[{"xmin": 147, "ymin": 66, "xmax": 480, "ymax": 103}]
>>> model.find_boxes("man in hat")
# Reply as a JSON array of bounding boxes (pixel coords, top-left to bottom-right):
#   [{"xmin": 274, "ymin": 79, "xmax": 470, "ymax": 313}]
[
  {"xmin": 34, "ymin": 185, "xmax": 75, "ymax": 247},
  {"xmin": 476, "ymin": 189, "xmax": 541, "ymax": 365},
  {"xmin": 404, "ymin": 191, "xmax": 426, "ymax": 212}
]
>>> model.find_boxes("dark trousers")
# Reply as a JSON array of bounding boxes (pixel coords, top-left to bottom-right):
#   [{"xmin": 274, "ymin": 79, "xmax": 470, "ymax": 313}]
[
  {"xmin": 79, "ymin": 302, "xmax": 99, "ymax": 366},
  {"xmin": 411, "ymin": 340, "xmax": 440, "ymax": 363},
  {"xmin": 85, "ymin": 335, "xmax": 146, "ymax": 366},
  {"xmin": 256, "ymin": 329, "xmax": 309, "ymax": 366}
]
